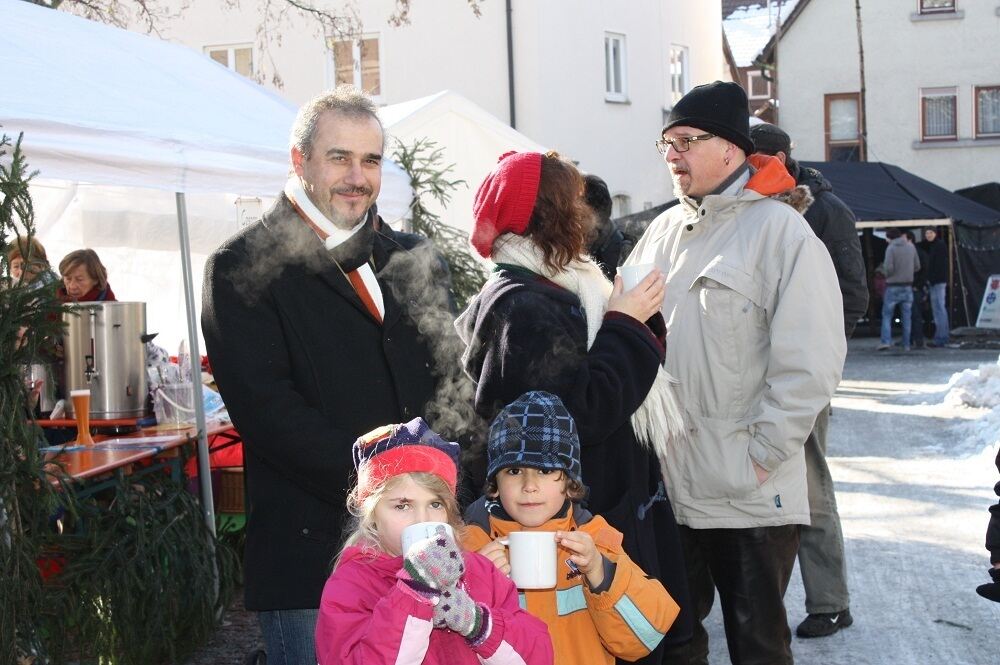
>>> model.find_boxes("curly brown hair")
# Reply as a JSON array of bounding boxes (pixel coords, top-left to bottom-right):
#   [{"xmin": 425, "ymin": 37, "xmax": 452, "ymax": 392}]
[{"xmin": 524, "ymin": 151, "xmax": 589, "ymax": 273}]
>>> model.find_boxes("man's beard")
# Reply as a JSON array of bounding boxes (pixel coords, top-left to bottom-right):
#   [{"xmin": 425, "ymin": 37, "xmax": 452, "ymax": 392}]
[
  {"xmin": 326, "ymin": 185, "xmax": 373, "ymax": 230},
  {"xmin": 670, "ymin": 173, "xmax": 688, "ymax": 199}
]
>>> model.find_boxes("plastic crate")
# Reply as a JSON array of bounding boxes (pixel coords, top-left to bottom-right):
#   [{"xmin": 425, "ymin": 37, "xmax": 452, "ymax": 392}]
[{"xmin": 218, "ymin": 467, "xmax": 245, "ymax": 514}]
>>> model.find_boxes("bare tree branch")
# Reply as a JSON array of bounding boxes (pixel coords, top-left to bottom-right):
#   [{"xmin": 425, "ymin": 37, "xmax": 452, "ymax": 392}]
[{"xmin": 29, "ymin": 0, "xmax": 484, "ymax": 89}]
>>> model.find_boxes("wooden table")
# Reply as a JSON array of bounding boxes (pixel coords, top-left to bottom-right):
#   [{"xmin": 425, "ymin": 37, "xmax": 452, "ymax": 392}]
[{"xmin": 43, "ymin": 421, "xmax": 238, "ymax": 485}]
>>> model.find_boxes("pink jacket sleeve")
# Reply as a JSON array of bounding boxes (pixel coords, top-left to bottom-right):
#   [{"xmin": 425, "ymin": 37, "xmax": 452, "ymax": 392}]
[
  {"xmin": 468, "ymin": 554, "xmax": 554, "ymax": 665},
  {"xmin": 316, "ymin": 571, "xmax": 436, "ymax": 665}
]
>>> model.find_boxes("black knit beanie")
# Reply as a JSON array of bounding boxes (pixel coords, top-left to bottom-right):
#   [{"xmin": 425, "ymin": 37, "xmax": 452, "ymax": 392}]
[
  {"xmin": 750, "ymin": 123, "xmax": 793, "ymax": 156},
  {"xmin": 663, "ymin": 81, "xmax": 754, "ymax": 155}
]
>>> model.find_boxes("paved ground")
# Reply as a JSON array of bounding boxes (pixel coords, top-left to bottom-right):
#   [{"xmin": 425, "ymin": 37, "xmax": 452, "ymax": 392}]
[{"xmin": 704, "ymin": 339, "xmax": 1000, "ymax": 664}]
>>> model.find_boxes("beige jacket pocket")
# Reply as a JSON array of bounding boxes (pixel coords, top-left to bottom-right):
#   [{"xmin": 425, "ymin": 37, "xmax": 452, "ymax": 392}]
[{"xmin": 684, "ymin": 413, "xmax": 759, "ymax": 501}]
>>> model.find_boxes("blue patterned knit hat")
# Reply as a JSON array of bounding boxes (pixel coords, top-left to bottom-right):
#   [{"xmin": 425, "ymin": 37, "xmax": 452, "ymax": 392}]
[{"xmin": 487, "ymin": 391, "xmax": 582, "ymax": 482}]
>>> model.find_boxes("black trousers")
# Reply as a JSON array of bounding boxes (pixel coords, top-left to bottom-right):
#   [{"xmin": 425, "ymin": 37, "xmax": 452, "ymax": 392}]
[{"xmin": 661, "ymin": 524, "xmax": 801, "ymax": 665}]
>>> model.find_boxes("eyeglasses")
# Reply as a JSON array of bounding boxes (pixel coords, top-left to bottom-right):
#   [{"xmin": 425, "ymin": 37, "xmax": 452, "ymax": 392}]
[{"xmin": 654, "ymin": 133, "xmax": 716, "ymax": 154}]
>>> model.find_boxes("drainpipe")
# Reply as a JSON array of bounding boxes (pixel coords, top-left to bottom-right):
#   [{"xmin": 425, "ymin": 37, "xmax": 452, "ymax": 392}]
[{"xmin": 506, "ymin": 0, "xmax": 516, "ymax": 129}]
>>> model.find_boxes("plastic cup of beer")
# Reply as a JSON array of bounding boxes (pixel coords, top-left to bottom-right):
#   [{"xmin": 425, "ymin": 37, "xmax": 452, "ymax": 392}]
[{"xmin": 70, "ymin": 389, "xmax": 95, "ymax": 446}]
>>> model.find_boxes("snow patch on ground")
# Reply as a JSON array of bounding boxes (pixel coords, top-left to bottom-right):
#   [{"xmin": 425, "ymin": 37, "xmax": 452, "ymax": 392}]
[{"xmin": 943, "ymin": 354, "xmax": 1000, "ymax": 456}]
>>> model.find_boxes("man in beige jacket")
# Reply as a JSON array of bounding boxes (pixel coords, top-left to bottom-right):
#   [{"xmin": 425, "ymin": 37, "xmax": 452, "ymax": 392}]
[{"xmin": 626, "ymin": 81, "xmax": 846, "ymax": 665}]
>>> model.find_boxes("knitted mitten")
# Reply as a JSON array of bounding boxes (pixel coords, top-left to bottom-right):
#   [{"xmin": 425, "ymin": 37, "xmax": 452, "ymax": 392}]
[
  {"xmin": 403, "ymin": 525, "xmax": 465, "ymax": 590},
  {"xmin": 432, "ymin": 584, "xmax": 485, "ymax": 639}
]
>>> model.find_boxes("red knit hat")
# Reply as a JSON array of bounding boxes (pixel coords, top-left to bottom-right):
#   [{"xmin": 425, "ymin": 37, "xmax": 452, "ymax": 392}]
[
  {"xmin": 352, "ymin": 418, "xmax": 460, "ymax": 501},
  {"xmin": 471, "ymin": 151, "xmax": 543, "ymax": 258}
]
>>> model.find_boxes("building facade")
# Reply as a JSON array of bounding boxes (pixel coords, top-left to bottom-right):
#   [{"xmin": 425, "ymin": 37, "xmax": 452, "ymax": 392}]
[
  {"xmin": 773, "ymin": 0, "xmax": 1000, "ymax": 190},
  {"xmin": 722, "ymin": 0, "xmax": 801, "ymax": 123},
  {"xmin": 116, "ymin": 0, "xmax": 729, "ymax": 220}
]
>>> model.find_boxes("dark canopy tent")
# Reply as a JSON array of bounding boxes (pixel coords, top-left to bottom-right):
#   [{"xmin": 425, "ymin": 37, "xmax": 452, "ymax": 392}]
[
  {"xmin": 802, "ymin": 161, "xmax": 1000, "ymax": 327},
  {"xmin": 957, "ymin": 182, "xmax": 1000, "ymax": 213}
]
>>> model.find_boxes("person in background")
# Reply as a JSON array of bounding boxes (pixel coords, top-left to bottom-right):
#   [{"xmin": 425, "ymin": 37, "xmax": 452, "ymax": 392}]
[
  {"xmin": 877, "ymin": 228, "xmax": 918, "ymax": 351},
  {"xmin": 57, "ymin": 249, "xmax": 116, "ymax": 302},
  {"xmin": 583, "ymin": 174, "xmax": 626, "ymax": 281},
  {"xmin": 6, "ymin": 236, "xmax": 61, "ymax": 418},
  {"xmin": 626, "ymin": 81, "xmax": 845, "ymax": 664},
  {"xmin": 463, "ymin": 390, "xmax": 679, "ymax": 665},
  {"xmin": 976, "ymin": 447, "xmax": 1000, "ymax": 604},
  {"xmin": 922, "ymin": 227, "xmax": 950, "ymax": 347},
  {"xmin": 314, "ymin": 418, "xmax": 553, "ymax": 665},
  {"xmin": 905, "ymin": 230, "xmax": 929, "ymax": 349},
  {"xmin": 750, "ymin": 122, "xmax": 865, "ymax": 638},
  {"xmin": 7, "ymin": 235, "xmax": 59, "ymax": 290}
]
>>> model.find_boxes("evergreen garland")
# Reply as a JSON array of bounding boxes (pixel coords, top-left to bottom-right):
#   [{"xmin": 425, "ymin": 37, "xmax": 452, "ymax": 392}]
[
  {"xmin": 0, "ymin": 130, "xmax": 65, "ymax": 664},
  {"xmin": 0, "ymin": 130, "xmax": 240, "ymax": 664},
  {"xmin": 391, "ymin": 137, "xmax": 488, "ymax": 310}
]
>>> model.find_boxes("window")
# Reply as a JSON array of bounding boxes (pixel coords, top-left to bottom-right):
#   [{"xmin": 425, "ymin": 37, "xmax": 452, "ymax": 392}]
[
  {"xmin": 975, "ymin": 86, "xmax": 1000, "ymax": 138},
  {"xmin": 824, "ymin": 93, "xmax": 863, "ymax": 161},
  {"xmin": 205, "ymin": 44, "xmax": 253, "ymax": 78},
  {"xmin": 329, "ymin": 35, "xmax": 381, "ymax": 97},
  {"xmin": 747, "ymin": 71, "xmax": 771, "ymax": 100},
  {"xmin": 919, "ymin": 0, "xmax": 955, "ymax": 13},
  {"xmin": 611, "ymin": 194, "xmax": 631, "ymax": 218},
  {"xmin": 920, "ymin": 87, "xmax": 957, "ymax": 140},
  {"xmin": 605, "ymin": 33, "xmax": 627, "ymax": 102},
  {"xmin": 668, "ymin": 45, "xmax": 689, "ymax": 107}
]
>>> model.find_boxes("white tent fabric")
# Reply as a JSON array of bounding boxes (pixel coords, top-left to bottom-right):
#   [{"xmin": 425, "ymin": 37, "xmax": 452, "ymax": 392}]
[
  {"xmin": 380, "ymin": 90, "xmax": 546, "ymax": 235},
  {"xmin": 1, "ymin": 0, "xmax": 412, "ymax": 350},
  {"xmin": 1, "ymin": 0, "xmax": 414, "ymax": 532}
]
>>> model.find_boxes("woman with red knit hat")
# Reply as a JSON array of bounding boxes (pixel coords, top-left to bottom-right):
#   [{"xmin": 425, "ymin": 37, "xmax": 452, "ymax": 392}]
[{"xmin": 456, "ymin": 151, "xmax": 694, "ymax": 659}]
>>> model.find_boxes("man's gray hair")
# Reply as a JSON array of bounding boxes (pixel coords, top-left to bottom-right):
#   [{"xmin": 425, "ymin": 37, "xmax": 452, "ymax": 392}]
[{"xmin": 290, "ymin": 85, "xmax": 384, "ymax": 158}]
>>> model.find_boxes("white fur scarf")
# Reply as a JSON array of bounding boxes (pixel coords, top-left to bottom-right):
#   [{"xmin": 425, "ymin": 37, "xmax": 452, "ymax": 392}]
[{"xmin": 490, "ymin": 235, "xmax": 685, "ymax": 462}]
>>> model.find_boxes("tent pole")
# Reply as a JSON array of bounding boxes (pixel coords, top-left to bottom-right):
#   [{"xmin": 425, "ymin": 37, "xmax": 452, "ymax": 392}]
[
  {"xmin": 175, "ymin": 192, "xmax": 216, "ymax": 536},
  {"xmin": 950, "ymin": 225, "xmax": 973, "ymax": 327},
  {"xmin": 947, "ymin": 225, "xmax": 955, "ymax": 325}
]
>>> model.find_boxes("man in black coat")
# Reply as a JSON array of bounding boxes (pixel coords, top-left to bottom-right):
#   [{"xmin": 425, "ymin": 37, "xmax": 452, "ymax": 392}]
[
  {"xmin": 752, "ymin": 123, "xmax": 868, "ymax": 638},
  {"xmin": 202, "ymin": 86, "xmax": 452, "ymax": 665},
  {"xmin": 921, "ymin": 227, "xmax": 951, "ymax": 346}
]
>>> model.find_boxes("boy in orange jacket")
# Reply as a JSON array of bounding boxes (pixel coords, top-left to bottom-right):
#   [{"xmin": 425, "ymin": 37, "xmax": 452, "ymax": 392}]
[{"xmin": 463, "ymin": 391, "xmax": 679, "ymax": 665}]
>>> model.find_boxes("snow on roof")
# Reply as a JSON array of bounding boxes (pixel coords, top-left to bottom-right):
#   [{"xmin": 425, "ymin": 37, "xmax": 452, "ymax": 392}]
[{"xmin": 723, "ymin": 0, "xmax": 800, "ymax": 67}]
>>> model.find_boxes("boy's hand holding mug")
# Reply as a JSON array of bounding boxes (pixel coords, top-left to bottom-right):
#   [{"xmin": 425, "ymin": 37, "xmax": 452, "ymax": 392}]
[{"xmin": 556, "ymin": 530, "xmax": 605, "ymax": 589}]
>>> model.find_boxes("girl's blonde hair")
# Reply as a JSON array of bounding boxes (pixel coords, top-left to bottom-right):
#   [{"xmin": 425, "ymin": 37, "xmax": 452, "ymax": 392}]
[{"xmin": 333, "ymin": 471, "xmax": 466, "ymax": 570}]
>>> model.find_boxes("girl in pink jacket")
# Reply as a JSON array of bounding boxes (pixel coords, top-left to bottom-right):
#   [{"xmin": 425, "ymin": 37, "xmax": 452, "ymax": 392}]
[{"xmin": 315, "ymin": 418, "xmax": 554, "ymax": 665}]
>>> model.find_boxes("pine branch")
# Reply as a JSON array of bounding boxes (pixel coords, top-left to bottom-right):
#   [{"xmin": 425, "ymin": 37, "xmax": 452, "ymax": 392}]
[{"xmin": 390, "ymin": 137, "xmax": 487, "ymax": 310}]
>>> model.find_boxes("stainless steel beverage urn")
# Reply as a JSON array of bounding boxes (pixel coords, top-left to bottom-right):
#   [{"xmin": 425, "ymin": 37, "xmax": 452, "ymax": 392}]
[{"xmin": 63, "ymin": 302, "xmax": 148, "ymax": 418}]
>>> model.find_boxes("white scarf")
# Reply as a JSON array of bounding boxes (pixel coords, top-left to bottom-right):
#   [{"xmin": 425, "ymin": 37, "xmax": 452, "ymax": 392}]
[
  {"xmin": 490, "ymin": 235, "xmax": 685, "ymax": 463},
  {"xmin": 284, "ymin": 176, "xmax": 384, "ymax": 319}
]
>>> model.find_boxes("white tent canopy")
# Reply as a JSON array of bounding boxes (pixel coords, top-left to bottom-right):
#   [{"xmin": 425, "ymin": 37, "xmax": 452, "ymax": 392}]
[
  {"xmin": 380, "ymin": 90, "xmax": 546, "ymax": 235},
  {"xmin": 1, "ymin": 0, "xmax": 412, "ymax": 350},
  {"xmin": 0, "ymin": 0, "xmax": 415, "ymax": 532}
]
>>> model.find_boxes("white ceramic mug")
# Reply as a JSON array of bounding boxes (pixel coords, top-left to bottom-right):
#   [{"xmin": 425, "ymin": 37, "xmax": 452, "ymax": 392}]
[
  {"xmin": 618, "ymin": 263, "xmax": 656, "ymax": 291},
  {"xmin": 504, "ymin": 531, "xmax": 557, "ymax": 589},
  {"xmin": 401, "ymin": 521, "xmax": 455, "ymax": 557}
]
